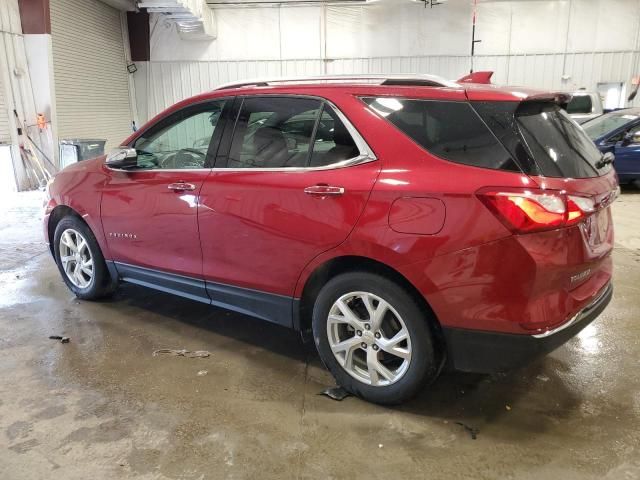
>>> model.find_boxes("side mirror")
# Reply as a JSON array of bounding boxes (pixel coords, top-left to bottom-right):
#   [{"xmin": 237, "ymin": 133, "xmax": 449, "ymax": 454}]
[
  {"xmin": 596, "ymin": 151, "xmax": 615, "ymax": 169},
  {"xmin": 622, "ymin": 131, "xmax": 640, "ymax": 146},
  {"xmin": 105, "ymin": 147, "xmax": 138, "ymax": 170}
]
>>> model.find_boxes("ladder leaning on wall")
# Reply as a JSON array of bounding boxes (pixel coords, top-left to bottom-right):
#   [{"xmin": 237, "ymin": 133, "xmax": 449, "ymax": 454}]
[{"xmin": 13, "ymin": 109, "xmax": 52, "ymax": 188}]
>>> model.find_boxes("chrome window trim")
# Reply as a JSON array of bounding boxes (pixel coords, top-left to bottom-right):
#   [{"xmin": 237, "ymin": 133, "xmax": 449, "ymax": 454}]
[
  {"xmin": 104, "ymin": 153, "xmax": 214, "ymax": 173},
  {"xmin": 217, "ymin": 94, "xmax": 377, "ymax": 172},
  {"xmin": 327, "ymin": 100, "xmax": 377, "ymax": 161},
  {"xmin": 108, "ymin": 96, "xmax": 235, "ymax": 172},
  {"xmin": 129, "ymin": 96, "xmax": 235, "ymax": 148},
  {"xmin": 211, "ymin": 153, "xmax": 376, "ymax": 173},
  {"xmin": 110, "ymin": 94, "xmax": 377, "ymax": 174},
  {"xmin": 105, "ymin": 154, "xmax": 376, "ymax": 174}
]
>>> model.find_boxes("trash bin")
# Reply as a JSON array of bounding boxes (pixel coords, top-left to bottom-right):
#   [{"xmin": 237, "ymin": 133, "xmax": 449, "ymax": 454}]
[{"xmin": 59, "ymin": 139, "xmax": 107, "ymax": 168}]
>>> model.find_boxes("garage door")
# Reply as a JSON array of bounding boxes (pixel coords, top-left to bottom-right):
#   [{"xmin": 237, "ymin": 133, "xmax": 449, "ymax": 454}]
[
  {"xmin": 50, "ymin": 0, "xmax": 132, "ymax": 152},
  {"xmin": 0, "ymin": 74, "xmax": 10, "ymax": 144}
]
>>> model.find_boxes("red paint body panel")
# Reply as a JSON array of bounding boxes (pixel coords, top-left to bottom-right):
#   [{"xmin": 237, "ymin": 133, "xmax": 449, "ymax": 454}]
[
  {"xmin": 100, "ymin": 167, "xmax": 210, "ymax": 277},
  {"xmin": 44, "ymin": 157, "xmax": 111, "ymax": 257},
  {"xmin": 198, "ymin": 161, "xmax": 380, "ymax": 295},
  {"xmin": 388, "ymin": 197, "xmax": 446, "ymax": 235},
  {"xmin": 45, "ymin": 80, "xmax": 617, "ymax": 343}
]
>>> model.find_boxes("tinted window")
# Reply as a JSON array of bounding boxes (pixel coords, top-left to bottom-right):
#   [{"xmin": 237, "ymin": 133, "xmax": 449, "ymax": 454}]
[
  {"xmin": 516, "ymin": 102, "xmax": 606, "ymax": 178},
  {"xmin": 583, "ymin": 111, "xmax": 640, "ymax": 140},
  {"xmin": 472, "ymin": 101, "xmax": 539, "ymax": 174},
  {"xmin": 228, "ymin": 97, "xmax": 321, "ymax": 168},
  {"xmin": 362, "ymin": 97, "xmax": 517, "ymax": 171},
  {"xmin": 309, "ymin": 106, "xmax": 360, "ymax": 167},
  {"xmin": 133, "ymin": 100, "xmax": 226, "ymax": 169},
  {"xmin": 566, "ymin": 95, "xmax": 593, "ymax": 114}
]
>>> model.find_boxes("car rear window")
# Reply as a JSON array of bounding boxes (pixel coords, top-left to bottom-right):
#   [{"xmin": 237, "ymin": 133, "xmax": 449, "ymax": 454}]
[
  {"xmin": 566, "ymin": 95, "xmax": 593, "ymax": 114},
  {"xmin": 361, "ymin": 97, "xmax": 520, "ymax": 172},
  {"xmin": 516, "ymin": 102, "xmax": 605, "ymax": 178}
]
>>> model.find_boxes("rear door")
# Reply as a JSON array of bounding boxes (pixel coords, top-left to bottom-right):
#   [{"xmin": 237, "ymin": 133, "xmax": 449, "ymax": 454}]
[
  {"xmin": 198, "ymin": 96, "xmax": 379, "ymax": 324},
  {"xmin": 101, "ymin": 99, "xmax": 230, "ymax": 286}
]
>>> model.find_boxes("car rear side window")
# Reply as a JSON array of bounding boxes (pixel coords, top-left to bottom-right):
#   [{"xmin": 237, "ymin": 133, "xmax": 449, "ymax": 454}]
[
  {"xmin": 226, "ymin": 97, "xmax": 361, "ymax": 169},
  {"xmin": 362, "ymin": 97, "xmax": 518, "ymax": 171},
  {"xmin": 309, "ymin": 105, "xmax": 360, "ymax": 167},
  {"xmin": 228, "ymin": 97, "xmax": 321, "ymax": 169}
]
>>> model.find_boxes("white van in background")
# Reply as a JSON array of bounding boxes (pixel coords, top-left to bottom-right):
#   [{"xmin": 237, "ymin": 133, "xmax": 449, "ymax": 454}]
[{"xmin": 566, "ymin": 90, "xmax": 604, "ymax": 124}]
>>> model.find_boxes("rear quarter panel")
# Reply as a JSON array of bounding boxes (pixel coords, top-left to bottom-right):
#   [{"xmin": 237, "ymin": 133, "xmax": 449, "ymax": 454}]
[{"xmin": 294, "ymin": 91, "xmax": 536, "ymax": 301}]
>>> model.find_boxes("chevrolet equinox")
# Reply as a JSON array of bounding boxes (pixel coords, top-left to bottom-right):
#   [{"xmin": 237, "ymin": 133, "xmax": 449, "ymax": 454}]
[{"xmin": 44, "ymin": 74, "xmax": 617, "ymax": 404}]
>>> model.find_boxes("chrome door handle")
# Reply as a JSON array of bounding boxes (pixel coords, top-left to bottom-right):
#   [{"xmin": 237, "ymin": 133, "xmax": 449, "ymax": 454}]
[
  {"xmin": 304, "ymin": 185, "xmax": 345, "ymax": 196},
  {"xmin": 168, "ymin": 182, "xmax": 196, "ymax": 192}
]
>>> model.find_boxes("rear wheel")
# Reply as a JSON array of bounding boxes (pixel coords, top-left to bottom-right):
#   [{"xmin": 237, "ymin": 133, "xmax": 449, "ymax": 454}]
[
  {"xmin": 312, "ymin": 272, "xmax": 439, "ymax": 405},
  {"xmin": 53, "ymin": 216, "xmax": 116, "ymax": 300}
]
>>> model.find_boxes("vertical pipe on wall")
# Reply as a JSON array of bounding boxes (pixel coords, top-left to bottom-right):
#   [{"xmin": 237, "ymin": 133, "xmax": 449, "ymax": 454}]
[
  {"xmin": 628, "ymin": 0, "xmax": 640, "ymax": 106},
  {"xmin": 505, "ymin": 3, "xmax": 513, "ymax": 84},
  {"xmin": 560, "ymin": 0, "xmax": 573, "ymax": 87},
  {"xmin": 321, "ymin": 4, "xmax": 327, "ymax": 74},
  {"xmin": 0, "ymin": 22, "xmax": 31, "ymax": 189},
  {"xmin": 278, "ymin": 4, "xmax": 283, "ymax": 76},
  {"xmin": 120, "ymin": 11, "xmax": 138, "ymax": 131},
  {"xmin": 469, "ymin": 0, "xmax": 477, "ymax": 73},
  {"xmin": 0, "ymin": 32, "xmax": 22, "ymax": 189}
]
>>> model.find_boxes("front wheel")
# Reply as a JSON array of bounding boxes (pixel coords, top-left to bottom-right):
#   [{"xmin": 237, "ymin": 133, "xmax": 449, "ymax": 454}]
[
  {"xmin": 312, "ymin": 272, "xmax": 439, "ymax": 405},
  {"xmin": 53, "ymin": 216, "xmax": 116, "ymax": 300}
]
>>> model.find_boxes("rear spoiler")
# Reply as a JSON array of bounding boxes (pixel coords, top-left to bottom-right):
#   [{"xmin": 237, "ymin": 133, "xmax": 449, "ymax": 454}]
[
  {"xmin": 457, "ymin": 71, "xmax": 493, "ymax": 84},
  {"xmin": 522, "ymin": 92, "xmax": 573, "ymax": 106},
  {"xmin": 457, "ymin": 72, "xmax": 573, "ymax": 107}
]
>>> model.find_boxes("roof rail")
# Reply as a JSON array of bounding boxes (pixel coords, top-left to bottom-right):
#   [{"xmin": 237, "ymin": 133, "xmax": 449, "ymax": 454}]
[{"xmin": 214, "ymin": 74, "xmax": 460, "ymax": 90}]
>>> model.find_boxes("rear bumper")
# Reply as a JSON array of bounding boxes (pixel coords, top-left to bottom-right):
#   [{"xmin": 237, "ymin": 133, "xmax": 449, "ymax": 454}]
[{"xmin": 442, "ymin": 282, "xmax": 613, "ymax": 373}]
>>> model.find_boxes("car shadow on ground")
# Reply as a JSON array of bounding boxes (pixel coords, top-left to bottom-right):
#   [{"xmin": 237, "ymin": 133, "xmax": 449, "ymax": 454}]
[
  {"xmin": 96, "ymin": 282, "xmax": 583, "ymax": 430},
  {"xmin": 620, "ymin": 184, "xmax": 640, "ymax": 194}
]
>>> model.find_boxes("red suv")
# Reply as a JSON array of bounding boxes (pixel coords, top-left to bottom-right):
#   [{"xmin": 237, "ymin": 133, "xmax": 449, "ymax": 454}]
[{"xmin": 44, "ymin": 74, "xmax": 617, "ymax": 404}]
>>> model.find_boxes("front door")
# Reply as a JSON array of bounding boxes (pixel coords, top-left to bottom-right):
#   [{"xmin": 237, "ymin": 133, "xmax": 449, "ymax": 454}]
[
  {"xmin": 198, "ymin": 96, "xmax": 380, "ymax": 325},
  {"xmin": 614, "ymin": 124, "xmax": 640, "ymax": 182},
  {"xmin": 101, "ymin": 99, "xmax": 231, "ymax": 289}
]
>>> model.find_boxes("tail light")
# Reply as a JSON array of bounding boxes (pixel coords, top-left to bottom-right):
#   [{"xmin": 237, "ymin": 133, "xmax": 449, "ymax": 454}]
[{"xmin": 478, "ymin": 189, "xmax": 596, "ymax": 234}]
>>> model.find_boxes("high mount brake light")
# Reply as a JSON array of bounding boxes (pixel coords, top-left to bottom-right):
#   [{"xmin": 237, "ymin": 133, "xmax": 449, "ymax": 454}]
[{"xmin": 478, "ymin": 189, "xmax": 596, "ymax": 233}]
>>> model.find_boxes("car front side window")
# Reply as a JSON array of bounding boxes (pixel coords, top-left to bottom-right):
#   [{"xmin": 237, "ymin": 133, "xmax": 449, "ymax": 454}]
[{"xmin": 133, "ymin": 100, "xmax": 227, "ymax": 170}]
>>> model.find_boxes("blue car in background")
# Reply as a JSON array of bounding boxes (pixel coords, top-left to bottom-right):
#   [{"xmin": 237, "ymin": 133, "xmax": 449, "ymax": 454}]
[{"xmin": 583, "ymin": 108, "xmax": 640, "ymax": 186}]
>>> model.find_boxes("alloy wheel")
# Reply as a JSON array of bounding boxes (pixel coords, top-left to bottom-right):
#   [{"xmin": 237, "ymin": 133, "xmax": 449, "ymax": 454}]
[
  {"xmin": 327, "ymin": 291, "xmax": 412, "ymax": 386},
  {"xmin": 59, "ymin": 228, "xmax": 94, "ymax": 289}
]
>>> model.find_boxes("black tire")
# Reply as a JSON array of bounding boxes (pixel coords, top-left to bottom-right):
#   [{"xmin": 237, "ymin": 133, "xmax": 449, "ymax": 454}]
[
  {"xmin": 53, "ymin": 216, "xmax": 116, "ymax": 300},
  {"xmin": 312, "ymin": 271, "xmax": 439, "ymax": 405}
]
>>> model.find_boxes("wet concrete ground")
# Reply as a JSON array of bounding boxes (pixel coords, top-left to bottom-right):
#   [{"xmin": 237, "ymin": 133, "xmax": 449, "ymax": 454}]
[{"xmin": 0, "ymin": 189, "xmax": 639, "ymax": 480}]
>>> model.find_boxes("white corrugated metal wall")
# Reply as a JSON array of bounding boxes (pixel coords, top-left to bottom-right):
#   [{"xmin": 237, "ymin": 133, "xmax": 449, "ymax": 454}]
[
  {"xmin": 0, "ymin": 0, "xmax": 43, "ymax": 190},
  {"xmin": 141, "ymin": 50, "xmax": 640, "ymax": 120},
  {"xmin": 0, "ymin": 74, "xmax": 9, "ymax": 144},
  {"xmin": 137, "ymin": 0, "xmax": 640, "ymax": 122},
  {"xmin": 50, "ymin": 0, "xmax": 133, "ymax": 151}
]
